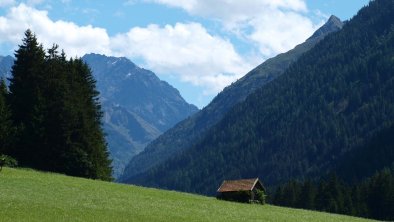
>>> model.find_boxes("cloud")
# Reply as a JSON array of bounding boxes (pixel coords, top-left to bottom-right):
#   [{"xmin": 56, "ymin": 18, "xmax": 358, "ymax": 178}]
[
  {"xmin": 247, "ymin": 11, "xmax": 316, "ymax": 56},
  {"xmin": 147, "ymin": 0, "xmax": 321, "ymax": 57},
  {"xmin": 0, "ymin": 3, "xmax": 111, "ymax": 56},
  {"xmin": 111, "ymin": 23, "xmax": 254, "ymax": 94},
  {"xmin": 0, "ymin": 3, "xmax": 253, "ymax": 95}
]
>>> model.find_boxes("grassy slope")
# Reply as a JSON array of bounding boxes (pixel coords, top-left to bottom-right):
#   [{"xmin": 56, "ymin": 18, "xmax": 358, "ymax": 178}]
[{"xmin": 0, "ymin": 168, "xmax": 376, "ymax": 222}]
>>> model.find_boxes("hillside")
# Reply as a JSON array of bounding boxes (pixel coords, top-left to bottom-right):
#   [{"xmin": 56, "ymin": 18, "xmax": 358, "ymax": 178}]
[
  {"xmin": 0, "ymin": 168, "xmax": 376, "ymax": 222},
  {"xmin": 336, "ymin": 124, "xmax": 394, "ymax": 182},
  {"xmin": 120, "ymin": 15, "xmax": 344, "ymax": 181},
  {"xmin": 125, "ymin": 0, "xmax": 394, "ymax": 195}
]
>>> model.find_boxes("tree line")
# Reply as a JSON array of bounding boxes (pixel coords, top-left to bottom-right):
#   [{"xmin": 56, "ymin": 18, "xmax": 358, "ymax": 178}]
[
  {"xmin": 0, "ymin": 30, "xmax": 112, "ymax": 181},
  {"xmin": 272, "ymin": 169, "xmax": 394, "ymax": 221}
]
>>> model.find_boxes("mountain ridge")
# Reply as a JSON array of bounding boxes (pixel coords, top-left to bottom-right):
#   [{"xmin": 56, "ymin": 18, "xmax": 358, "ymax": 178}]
[
  {"xmin": 82, "ymin": 53, "xmax": 199, "ymax": 178},
  {"xmin": 123, "ymin": 0, "xmax": 394, "ymax": 196},
  {"xmin": 120, "ymin": 15, "xmax": 344, "ymax": 182}
]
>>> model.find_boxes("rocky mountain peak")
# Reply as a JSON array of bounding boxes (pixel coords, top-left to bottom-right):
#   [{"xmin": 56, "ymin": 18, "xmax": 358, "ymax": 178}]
[{"xmin": 308, "ymin": 15, "xmax": 344, "ymax": 41}]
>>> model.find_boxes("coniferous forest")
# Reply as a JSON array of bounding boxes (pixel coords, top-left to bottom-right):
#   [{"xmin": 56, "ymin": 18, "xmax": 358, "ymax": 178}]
[
  {"xmin": 126, "ymin": 1, "xmax": 394, "ymax": 220},
  {"xmin": 0, "ymin": 30, "xmax": 112, "ymax": 181},
  {"xmin": 272, "ymin": 169, "xmax": 394, "ymax": 221}
]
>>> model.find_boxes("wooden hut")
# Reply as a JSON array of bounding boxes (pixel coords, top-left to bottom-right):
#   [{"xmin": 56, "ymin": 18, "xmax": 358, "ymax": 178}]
[{"xmin": 217, "ymin": 178, "xmax": 266, "ymax": 203}]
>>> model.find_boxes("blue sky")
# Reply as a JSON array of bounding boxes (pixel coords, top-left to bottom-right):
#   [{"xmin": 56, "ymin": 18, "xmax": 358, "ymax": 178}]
[{"xmin": 0, "ymin": 0, "xmax": 370, "ymax": 108}]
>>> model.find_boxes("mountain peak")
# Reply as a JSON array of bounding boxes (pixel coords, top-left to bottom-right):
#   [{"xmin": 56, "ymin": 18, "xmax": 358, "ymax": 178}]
[
  {"xmin": 327, "ymin": 15, "xmax": 343, "ymax": 27},
  {"xmin": 83, "ymin": 53, "xmax": 135, "ymax": 67},
  {"xmin": 307, "ymin": 15, "xmax": 344, "ymax": 41}
]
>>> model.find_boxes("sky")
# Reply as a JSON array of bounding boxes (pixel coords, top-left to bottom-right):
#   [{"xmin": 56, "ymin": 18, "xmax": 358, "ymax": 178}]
[{"xmin": 0, "ymin": 0, "xmax": 370, "ymax": 108}]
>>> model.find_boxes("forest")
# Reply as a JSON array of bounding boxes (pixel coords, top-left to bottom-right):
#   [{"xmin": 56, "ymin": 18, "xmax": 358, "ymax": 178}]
[
  {"xmin": 0, "ymin": 30, "xmax": 112, "ymax": 181},
  {"xmin": 126, "ymin": 1, "xmax": 394, "ymax": 220},
  {"xmin": 272, "ymin": 169, "xmax": 394, "ymax": 221}
]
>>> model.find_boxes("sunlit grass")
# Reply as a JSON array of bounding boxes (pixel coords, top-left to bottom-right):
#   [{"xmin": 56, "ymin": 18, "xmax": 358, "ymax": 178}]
[{"xmin": 0, "ymin": 168, "xmax": 377, "ymax": 222}]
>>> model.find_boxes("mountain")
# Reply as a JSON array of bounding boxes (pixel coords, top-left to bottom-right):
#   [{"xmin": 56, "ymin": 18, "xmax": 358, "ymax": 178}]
[
  {"xmin": 1, "ymin": 54, "xmax": 198, "ymax": 178},
  {"xmin": 124, "ymin": 0, "xmax": 394, "ymax": 195},
  {"xmin": 0, "ymin": 55, "xmax": 14, "ymax": 82},
  {"xmin": 120, "ymin": 15, "xmax": 344, "ymax": 181},
  {"xmin": 82, "ymin": 54, "xmax": 198, "ymax": 178}
]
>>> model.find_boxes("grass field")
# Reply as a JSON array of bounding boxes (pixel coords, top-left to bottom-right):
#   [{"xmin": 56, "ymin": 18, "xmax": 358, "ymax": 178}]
[{"xmin": 0, "ymin": 167, "xmax": 377, "ymax": 222}]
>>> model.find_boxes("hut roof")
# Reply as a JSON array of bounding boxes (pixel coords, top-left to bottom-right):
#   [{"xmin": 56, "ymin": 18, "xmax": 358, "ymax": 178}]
[{"xmin": 217, "ymin": 178, "xmax": 263, "ymax": 193}]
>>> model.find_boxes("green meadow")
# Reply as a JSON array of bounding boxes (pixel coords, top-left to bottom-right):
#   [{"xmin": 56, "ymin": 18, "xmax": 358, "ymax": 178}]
[{"xmin": 0, "ymin": 168, "xmax": 377, "ymax": 222}]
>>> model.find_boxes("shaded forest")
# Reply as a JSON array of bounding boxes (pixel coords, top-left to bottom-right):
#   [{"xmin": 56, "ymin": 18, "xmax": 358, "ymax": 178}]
[{"xmin": 0, "ymin": 30, "xmax": 112, "ymax": 180}]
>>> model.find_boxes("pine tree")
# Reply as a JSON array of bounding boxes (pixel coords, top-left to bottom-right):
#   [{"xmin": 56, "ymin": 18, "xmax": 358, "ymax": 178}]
[
  {"xmin": 297, "ymin": 180, "xmax": 317, "ymax": 209},
  {"xmin": 8, "ymin": 30, "xmax": 112, "ymax": 180},
  {"xmin": 366, "ymin": 169, "xmax": 394, "ymax": 220},
  {"xmin": 0, "ymin": 78, "xmax": 13, "ymax": 154},
  {"xmin": 8, "ymin": 29, "xmax": 46, "ymax": 167},
  {"xmin": 64, "ymin": 58, "xmax": 112, "ymax": 180},
  {"xmin": 40, "ymin": 45, "xmax": 69, "ymax": 172}
]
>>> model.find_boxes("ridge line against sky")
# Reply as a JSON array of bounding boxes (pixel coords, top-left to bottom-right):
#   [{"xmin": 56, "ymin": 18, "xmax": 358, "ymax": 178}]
[{"xmin": 0, "ymin": 0, "xmax": 370, "ymax": 108}]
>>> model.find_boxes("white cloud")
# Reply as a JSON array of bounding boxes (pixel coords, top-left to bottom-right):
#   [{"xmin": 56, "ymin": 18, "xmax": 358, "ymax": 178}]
[
  {"xmin": 0, "ymin": 4, "xmax": 111, "ymax": 57},
  {"xmin": 247, "ymin": 11, "xmax": 316, "ymax": 56},
  {"xmin": 147, "ymin": 0, "xmax": 320, "ymax": 57},
  {"xmin": 148, "ymin": 0, "xmax": 308, "ymax": 17},
  {"xmin": 0, "ymin": 1, "xmax": 326, "ymax": 98},
  {"xmin": 111, "ymin": 23, "xmax": 254, "ymax": 94},
  {"xmin": 0, "ymin": 3, "xmax": 254, "ymax": 95}
]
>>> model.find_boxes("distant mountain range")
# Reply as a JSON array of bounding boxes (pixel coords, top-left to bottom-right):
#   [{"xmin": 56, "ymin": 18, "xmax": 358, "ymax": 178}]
[
  {"xmin": 123, "ymin": 0, "xmax": 394, "ymax": 196},
  {"xmin": 0, "ymin": 55, "xmax": 13, "ymax": 83},
  {"xmin": 0, "ymin": 54, "xmax": 198, "ymax": 178},
  {"xmin": 119, "ymin": 15, "xmax": 344, "ymax": 182},
  {"xmin": 82, "ymin": 54, "xmax": 198, "ymax": 178}
]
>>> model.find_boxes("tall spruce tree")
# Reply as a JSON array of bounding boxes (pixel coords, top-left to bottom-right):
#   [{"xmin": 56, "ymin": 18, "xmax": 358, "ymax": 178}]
[
  {"xmin": 60, "ymin": 58, "xmax": 112, "ymax": 180},
  {"xmin": 8, "ymin": 29, "xmax": 46, "ymax": 167},
  {"xmin": 0, "ymin": 78, "xmax": 12, "ymax": 154},
  {"xmin": 8, "ymin": 30, "xmax": 112, "ymax": 180}
]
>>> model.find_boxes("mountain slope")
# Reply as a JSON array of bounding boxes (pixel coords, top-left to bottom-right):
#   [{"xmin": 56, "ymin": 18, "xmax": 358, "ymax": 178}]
[
  {"xmin": 82, "ymin": 54, "xmax": 198, "ymax": 178},
  {"xmin": 0, "ymin": 55, "xmax": 13, "ymax": 82},
  {"xmin": 126, "ymin": 0, "xmax": 394, "ymax": 195},
  {"xmin": 0, "ymin": 167, "xmax": 375, "ymax": 222},
  {"xmin": 120, "ymin": 16, "xmax": 344, "ymax": 181},
  {"xmin": 336, "ymin": 123, "xmax": 394, "ymax": 182}
]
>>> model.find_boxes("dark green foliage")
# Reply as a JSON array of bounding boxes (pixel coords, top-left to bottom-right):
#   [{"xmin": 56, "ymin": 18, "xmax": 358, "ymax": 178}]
[
  {"xmin": 272, "ymin": 169, "xmax": 394, "ymax": 221},
  {"xmin": 336, "ymin": 124, "xmax": 394, "ymax": 183},
  {"xmin": 365, "ymin": 169, "xmax": 394, "ymax": 220},
  {"xmin": 255, "ymin": 189, "xmax": 266, "ymax": 205},
  {"xmin": 7, "ymin": 30, "xmax": 112, "ymax": 181},
  {"xmin": 0, "ymin": 78, "xmax": 13, "ymax": 155},
  {"xmin": 128, "ymin": 0, "xmax": 394, "ymax": 198},
  {"xmin": 0, "ymin": 154, "xmax": 18, "ymax": 171},
  {"xmin": 8, "ymin": 30, "xmax": 46, "ymax": 167},
  {"xmin": 62, "ymin": 58, "xmax": 112, "ymax": 180}
]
